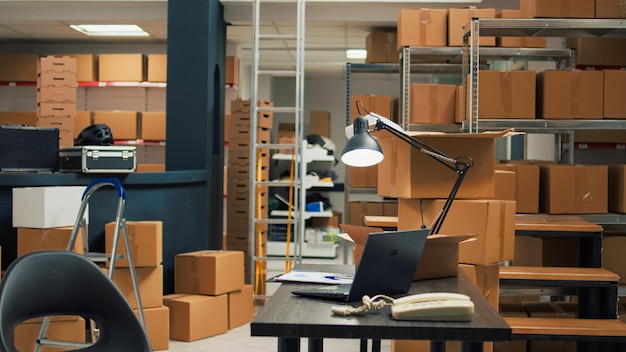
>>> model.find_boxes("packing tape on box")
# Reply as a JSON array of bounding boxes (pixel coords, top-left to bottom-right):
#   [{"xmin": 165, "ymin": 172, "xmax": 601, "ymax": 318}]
[
  {"xmin": 419, "ymin": 10, "xmax": 431, "ymax": 46},
  {"xmin": 428, "ymin": 85, "xmax": 439, "ymax": 122},
  {"xmin": 571, "ymin": 71, "xmax": 581, "ymax": 118},
  {"xmin": 500, "ymin": 71, "xmax": 513, "ymax": 118},
  {"xmin": 561, "ymin": 0, "xmax": 570, "ymax": 17}
]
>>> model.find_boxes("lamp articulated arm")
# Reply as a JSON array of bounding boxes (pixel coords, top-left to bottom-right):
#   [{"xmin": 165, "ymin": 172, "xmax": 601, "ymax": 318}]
[{"xmin": 372, "ymin": 118, "xmax": 474, "ymax": 236}]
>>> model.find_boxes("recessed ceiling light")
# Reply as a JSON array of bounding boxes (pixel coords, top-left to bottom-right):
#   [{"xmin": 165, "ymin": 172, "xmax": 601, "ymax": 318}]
[
  {"xmin": 346, "ymin": 49, "xmax": 367, "ymax": 59},
  {"xmin": 70, "ymin": 24, "xmax": 149, "ymax": 37}
]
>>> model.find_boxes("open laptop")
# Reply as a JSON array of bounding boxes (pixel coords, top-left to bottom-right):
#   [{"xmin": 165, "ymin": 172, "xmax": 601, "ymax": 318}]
[{"xmin": 291, "ymin": 229, "xmax": 429, "ymax": 302}]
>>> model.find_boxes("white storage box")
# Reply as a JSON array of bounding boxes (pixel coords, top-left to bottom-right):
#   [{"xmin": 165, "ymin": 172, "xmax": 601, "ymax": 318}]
[{"xmin": 12, "ymin": 186, "xmax": 87, "ymax": 229}]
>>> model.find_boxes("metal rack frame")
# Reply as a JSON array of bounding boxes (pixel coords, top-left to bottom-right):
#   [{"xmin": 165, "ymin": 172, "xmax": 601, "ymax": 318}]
[{"xmin": 461, "ymin": 18, "xmax": 626, "ymax": 163}]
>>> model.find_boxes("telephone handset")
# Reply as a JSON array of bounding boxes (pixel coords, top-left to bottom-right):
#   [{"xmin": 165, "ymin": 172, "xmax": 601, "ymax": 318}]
[{"xmin": 391, "ymin": 292, "xmax": 474, "ymax": 321}]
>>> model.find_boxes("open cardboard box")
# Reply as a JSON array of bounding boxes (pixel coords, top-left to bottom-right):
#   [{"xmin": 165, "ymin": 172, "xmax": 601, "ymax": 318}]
[{"xmin": 339, "ymin": 224, "xmax": 476, "ymax": 281}]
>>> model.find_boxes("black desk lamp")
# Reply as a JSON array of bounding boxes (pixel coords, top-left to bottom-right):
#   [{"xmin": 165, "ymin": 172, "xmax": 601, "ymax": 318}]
[{"xmin": 342, "ymin": 102, "xmax": 474, "ymax": 236}]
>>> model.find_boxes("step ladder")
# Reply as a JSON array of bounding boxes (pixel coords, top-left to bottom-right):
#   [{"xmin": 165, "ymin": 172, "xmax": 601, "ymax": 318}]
[
  {"xmin": 248, "ymin": 0, "xmax": 306, "ymax": 300},
  {"xmin": 34, "ymin": 178, "xmax": 145, "ymax": 351}
]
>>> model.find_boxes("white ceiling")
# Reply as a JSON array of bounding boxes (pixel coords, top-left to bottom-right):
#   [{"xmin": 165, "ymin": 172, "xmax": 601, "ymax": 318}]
[{"xmin": 0, "ymin": 0, "xmax": 519, "ymax": 74}]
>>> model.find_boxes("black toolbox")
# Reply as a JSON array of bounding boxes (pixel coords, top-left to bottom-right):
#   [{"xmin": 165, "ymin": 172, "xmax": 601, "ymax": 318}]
[
  {"xmin": 0, "ymin": 125, "xmax": 59, "ymax": 171},
  {"xmin": 59, "ymin": 145, "xmax": 136, "ymax": 173}
]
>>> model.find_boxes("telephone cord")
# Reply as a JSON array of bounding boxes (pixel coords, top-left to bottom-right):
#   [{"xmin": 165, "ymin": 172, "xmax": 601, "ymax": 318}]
[{"xmin": 331, "ymin": 294, "xmax": 395, "ymax": 316}]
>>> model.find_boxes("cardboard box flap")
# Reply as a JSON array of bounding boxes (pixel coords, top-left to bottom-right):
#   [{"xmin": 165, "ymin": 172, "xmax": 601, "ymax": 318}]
[
  {"xmin": 339, "ymin": 223, "xmax": 476, "ymax": 246},
  {"xmin": 339, "ymin": 224, "xmax": 383, "ymax": 245}
]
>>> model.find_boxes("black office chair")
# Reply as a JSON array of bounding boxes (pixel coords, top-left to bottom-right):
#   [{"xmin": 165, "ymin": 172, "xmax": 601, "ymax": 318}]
[{"xmin": 0, "ymin": 250, "xmax": 152, "ymax": 352}]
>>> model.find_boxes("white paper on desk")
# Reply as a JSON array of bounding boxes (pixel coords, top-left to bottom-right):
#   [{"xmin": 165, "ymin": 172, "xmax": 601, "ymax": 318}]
[{"xmin": 273, "ymin": 270, "xmax": 354, "ymax": 285}]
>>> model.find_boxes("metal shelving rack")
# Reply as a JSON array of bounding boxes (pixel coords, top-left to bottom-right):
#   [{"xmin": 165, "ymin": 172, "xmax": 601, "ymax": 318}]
[
  {"xmin": 461, "ymin": 18, "xmax": 626, "ymax": 159},
  {"xmin": 460, "ymin": 18, "xmax": 626, "ymax": 226}
]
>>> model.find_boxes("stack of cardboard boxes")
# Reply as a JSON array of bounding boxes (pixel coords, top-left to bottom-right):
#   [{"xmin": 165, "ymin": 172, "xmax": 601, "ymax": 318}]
[
  {"xmin": 104, "ymin": 220, "xmax": 169, "ymax": 351},
  {"xmin": 36, "ymin": 56, "xmax": 77, "ymax": 147},
  {"xmin": 226, "ymin": 99, "xmax": 273, "ymax": 283},
  {"xmin": 166, "ymin": 250, "xmax": 253, "ymax": 342},
  {"xmin": 11, "ymin": 186, "xmax": 90, "ymax": 350},
  {"xmin": 374, "ymin": 132, "xmax": 516, "ymax": 352}
]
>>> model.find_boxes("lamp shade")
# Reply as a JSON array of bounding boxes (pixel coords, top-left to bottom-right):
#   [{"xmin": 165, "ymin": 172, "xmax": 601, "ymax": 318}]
[{"xmin": 341, "ymin": 116, "xmax": 384, "ymax": 167}]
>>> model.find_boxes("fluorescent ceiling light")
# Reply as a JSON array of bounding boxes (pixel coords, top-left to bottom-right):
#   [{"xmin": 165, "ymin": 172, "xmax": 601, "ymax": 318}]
[
  {"xmin": 70, "ymin": 24, "xmax": 149, "ymax": 37},
  {"xmin": 346, "ymin": 49, "xmax": 367, "ymax": 59}
]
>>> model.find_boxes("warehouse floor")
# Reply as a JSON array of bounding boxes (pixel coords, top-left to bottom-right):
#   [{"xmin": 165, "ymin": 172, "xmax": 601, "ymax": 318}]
[{"xmin": 165, "ymin": 322, "xmax": 391, "ymax": 352}]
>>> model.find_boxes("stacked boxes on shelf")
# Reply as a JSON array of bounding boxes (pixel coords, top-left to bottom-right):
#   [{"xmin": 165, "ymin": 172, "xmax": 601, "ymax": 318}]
[
  {"xmin": 387, "ymin": 132, "xmax": 515, "ymax": 352},
  {"xmin": 226, "ymin": 99, "xmax": 273, "ymax": 279},
  {"xmin": 166, "ymin": 250, "xmax": 253, "ymax": 341},
  {"xmin": 36, "ymin": 56, "xmax": 77, "ymax": 147},
  {"xmin": 11, "ymin": 186, "xmax": 88, "ymax": 350},
  {"xmin": 104, "ymin": 220, "xmax": 169, "ymax": 351}
]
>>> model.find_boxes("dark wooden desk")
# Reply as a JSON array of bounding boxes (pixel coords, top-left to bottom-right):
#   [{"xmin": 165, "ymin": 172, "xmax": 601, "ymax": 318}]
[{"xmin": 251, "ymin": 264, "xmax": 511, "ymax": 352}]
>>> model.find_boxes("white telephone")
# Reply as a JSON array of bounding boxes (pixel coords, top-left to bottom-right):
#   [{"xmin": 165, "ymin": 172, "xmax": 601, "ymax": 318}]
[{"xmin": 391, "ymin": 292, "xmax": 475, "ymax": 321}]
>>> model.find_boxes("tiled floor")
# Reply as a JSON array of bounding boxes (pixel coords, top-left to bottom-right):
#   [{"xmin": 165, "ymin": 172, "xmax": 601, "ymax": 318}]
[{"xmin": 164, "ymin": 322, "xmax": 391, "ymax": 352}]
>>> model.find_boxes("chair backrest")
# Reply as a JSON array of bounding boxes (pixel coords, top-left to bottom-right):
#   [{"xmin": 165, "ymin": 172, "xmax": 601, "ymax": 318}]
[{"xmin": 0, "ymin": 250, "xmax": 152, "ymax": 352}]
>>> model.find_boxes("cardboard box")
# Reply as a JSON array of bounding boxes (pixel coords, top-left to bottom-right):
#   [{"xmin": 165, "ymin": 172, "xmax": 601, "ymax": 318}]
[
  {"xmin": 17, "ymin": 227, "xmax": 83, "ymax": 256},
  {"xmin": 37, "ymin": 71, "xmax": 77, "ymax": 88},
  {"xmin": 37, "ymin": 87, "xmax": 76, "ymax": 103},
  {"xmin": 348, "ymin": 200, "xmax": 397, "ymax": 226},
  {"xmin": 521, "ymin": 0, "xmax": 595, "ymax": 18},
  {"xmin": 226, "ymin": 56, "xmax": 239, "ymax": 85},
  {"xmin": 93, "ymin": 110, "xmax": 139, "ymax": 140},
  {"xmin": 141, "ymin": 111, "xmax": 166, "ymax": 140},
  {"xmin": 604, "ymin": 70, "xmax": 626, "ymax": 119},
  {"xmin": 539, "ymin": 164, "xmax": 608, "ymax": 214},
  {"xmin": 228, "ymin": 284, "xmax": 254, "ymax": 329},
  {"xmin": 175, "ymin": 250, "xmax": 244, "ymax": 295},
  {"xmin": 496, "ymin": 10, "xmax": 546, "ymax": 48},
  {"xmin": 147, "ymin": 54, "xmax": 167, "ymax": 82},
  {"xmin": 496, "ymin": 163, "xmax": 540, "ymax": 213},
  {"xmin": 98, "ymin": 53, "xmax": 146, "ymax": 82},
  {"xmin": 37, "ymin": 102, "xmax": 76, "ymax": 118},
  {"xmin": 494, "ymin": 170, "xmax": 516, "ymax": 201},
  {"xmin": 608, "ymin": 164, "xmax": 626, "ymax": 213},
  {"xmin": 15, "ymin": 318, "xmax": 85, "ymax": 352},
  {"xmin": 410, "ymin": 83, "xmax": 456, "ymax": 124},
  {"xmin": 137, "ymin": 163, "xmax": 166, "ymax": 172},
  {"xmin": 602, "ymin": 231, "xmax": 626, "ymax": 284},
  {"xmin": 448, "ymin": 8, "xmax": 496, "ymax": 47},
  {"xmin": 12, "ymin": 186, "xmax": 85, "ymax": 229},
  {"xmin": 459, "ymin": 263, "xmax": 499, "ymax": 309},
  {"xmin": 340, "ymin": 223, "xmax": 474, "ymax": 281},
  {"xmin": 513, "ymin": 236, "xmax": 543, "ymax": 266},
  {"xmin": 536, "ymin": 70, "xmax": 604, "ymax": 119},
  {"xmin": 349, "ymin": 165, "xmax": 378, "ymax": 189},
  {"xmin": 350, "ymin": 94, "xmax": 392, "ymax": 121},
  {"xmin": 136, "ymin": 305, "xmax": 170, "ymax": 351},
  {"xmin": 74, "ymin": 111, "xmax": 92, "ymax": 138},
  {"xmin": 109, "ymin": 265, "xmax": 163, "ymax": 309},
  {"xmin": 377, "ymin": 131, "xmax": 504, "ymax": 199},
  {"xmin": 105, "ymin": 221, "xmax": 163, "ymax": 267},
  {"xmin": 366, "ymin": 31, "xmax": 398, "ymax": 63},
  {"xmin": 596, "ymin": 0, "xmax": 626, "ymax": 18},
  {"xmin": 396, "ymin": 9, "xmax": 447, "ymax": 50},
  {"xmin": 309, "ymin": 110, "xmax": 330, "ymax": 138},
  {"xmin": 0, "ymin": 54, "xmax": 39, "ymax": 81},
  {"xmin": 58, "ymin": 54, "xmax": 96, "ymax": 81},
  {"xmin": 163, "ymin": 293, "xmax": 228, "ymax": 341},
  {"xmin": 478, "ymin": 70, "xmax": 536, "ymax": 119},
  {"xmin": 38, "ymin": 56, "xmax": 76, "ymax": 74},
  {"xmin": 567, "ymin": 37, "xmax": 626, "ymax": 67},
  {"xmin": 399, "ymin": 199, "xmax": 515, "ymax": 265},
  {"xmin": 0, "ymin": 111, "xmax": 37, "ymax": 126}
]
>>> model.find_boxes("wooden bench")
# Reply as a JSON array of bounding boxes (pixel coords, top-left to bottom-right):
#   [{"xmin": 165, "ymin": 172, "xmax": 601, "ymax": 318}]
[
  {"xmin": 515, "ymin": 219, "xmax": 603, "ymax": 268},
  {"xmin": 504, "ymin": 317, "xmax": 626, "ymax": 352},
  {"xmin": 499, "ymin": 266, "xmax": 619, "ymax": 320}
]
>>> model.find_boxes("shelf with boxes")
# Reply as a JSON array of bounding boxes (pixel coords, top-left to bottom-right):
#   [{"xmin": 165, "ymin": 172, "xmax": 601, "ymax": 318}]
[
  {"xmin": 461, "ymin": 18, "xmax": 626, "ymax": 165},
  {"xmin": 0, "ymin": 54, "xmax": 167, "ymax": 170}
]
